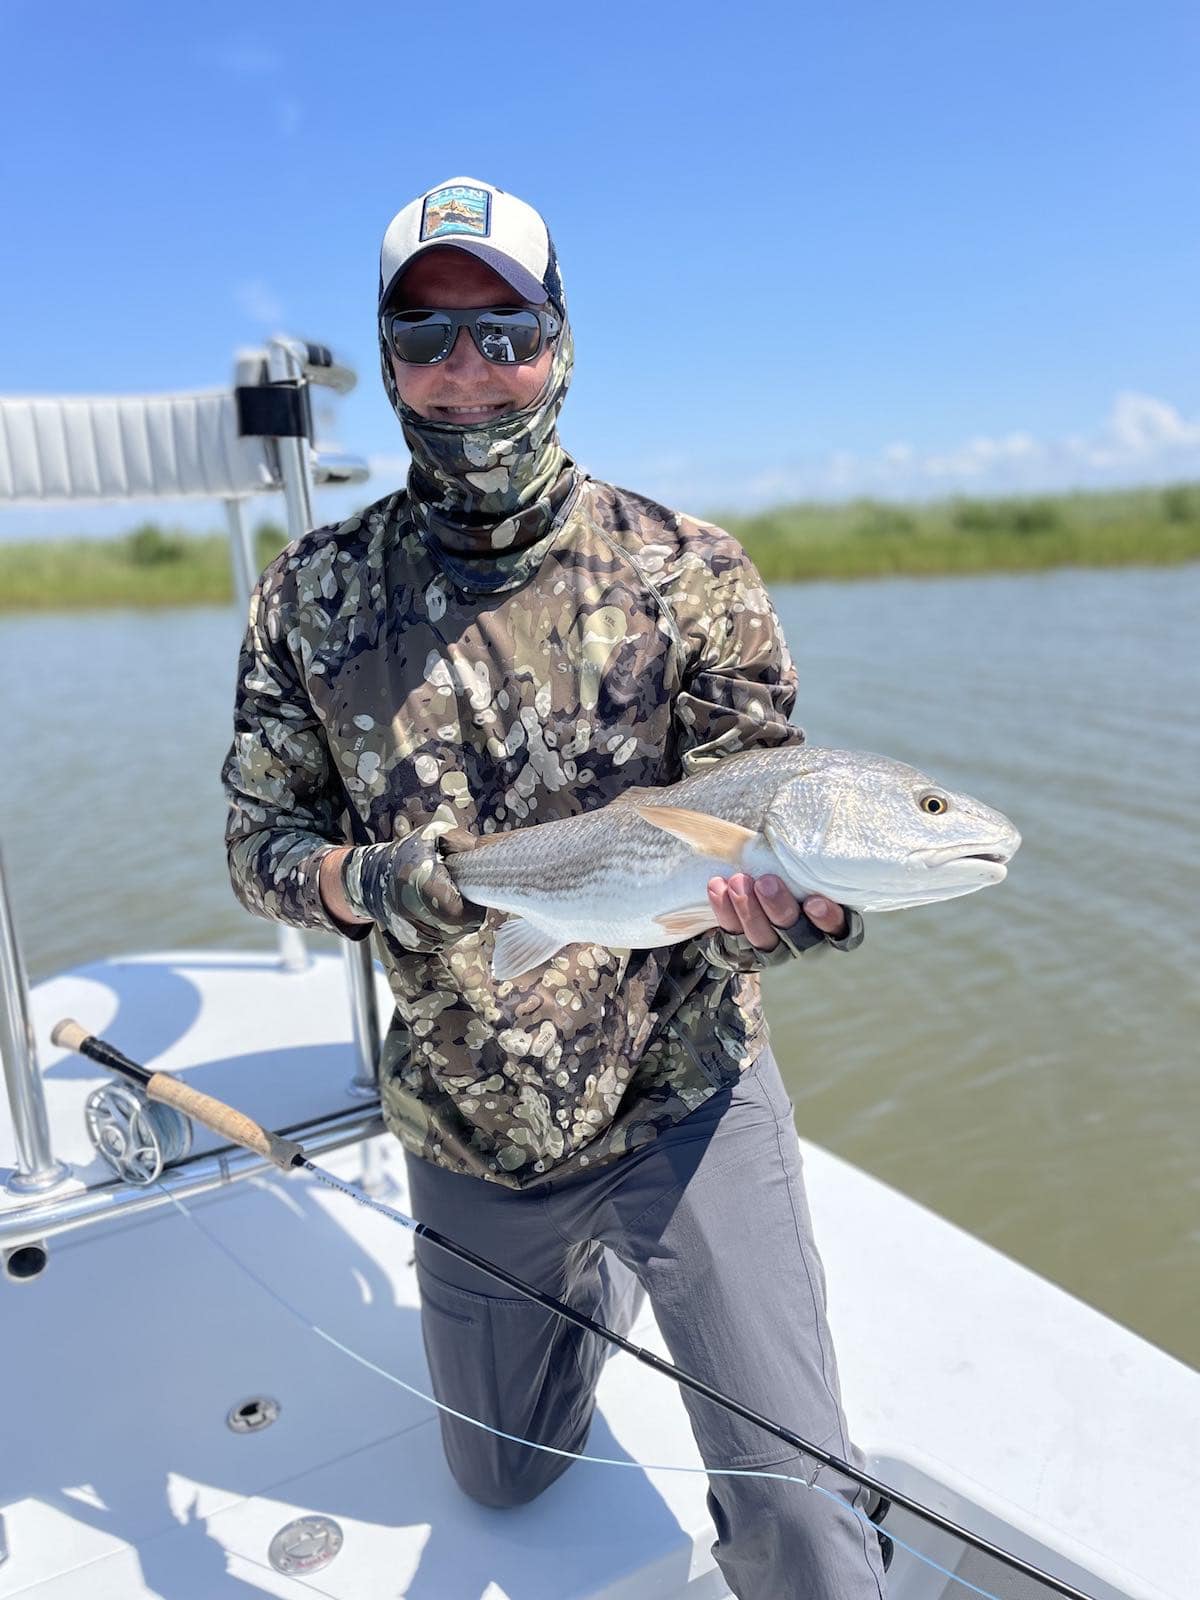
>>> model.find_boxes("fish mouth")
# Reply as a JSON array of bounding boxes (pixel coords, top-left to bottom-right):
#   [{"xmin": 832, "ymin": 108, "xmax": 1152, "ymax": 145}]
[{"xmin": 913, "ymin": 842, "xmax": 1018, "ymax": 869}]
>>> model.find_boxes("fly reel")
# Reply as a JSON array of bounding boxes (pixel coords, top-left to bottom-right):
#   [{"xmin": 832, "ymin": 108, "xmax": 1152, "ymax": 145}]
[{"xmin": 84, "ymin": 1080, "xmax": 192, "ymax": 1185}]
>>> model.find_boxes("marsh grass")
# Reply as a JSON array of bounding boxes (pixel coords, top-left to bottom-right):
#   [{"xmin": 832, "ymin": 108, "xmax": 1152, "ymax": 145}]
[
  {"xmin": 1, "ymin": 488, "xmax": 1198, "ymax": 611},
  {"xmin": 723, "ymin": 483, "xmax": 1200, "ymax": 583},
  {"xmin": 0, "ymin": 521, "xmax": 290, "ymax": 611}
]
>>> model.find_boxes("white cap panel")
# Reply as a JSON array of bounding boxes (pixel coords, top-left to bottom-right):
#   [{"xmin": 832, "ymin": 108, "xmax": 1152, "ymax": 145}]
[{"xmin": 379, "ymin": 176, "xmax": 553, "ymax": 307}]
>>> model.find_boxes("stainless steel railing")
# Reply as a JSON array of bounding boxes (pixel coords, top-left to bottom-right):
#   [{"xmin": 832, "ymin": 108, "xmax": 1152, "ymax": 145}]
[
  {"xmin": 0, "ymin": 841, "xmax": 71, "ymax": 1197},
  {"xmin": 264, "ymin": 337, "xmax": 381, "ymax": 1094},
  {"xmin": 0, "ymin": 1100, "xmax": 385, "ymax": 1254},
  {"xmin": 224, "ymin": 492, "xmax": 311, "ymax": 976},
  {"xmin": 0, "ymin": 337, "xmax": 380, "ymax": 1257}
]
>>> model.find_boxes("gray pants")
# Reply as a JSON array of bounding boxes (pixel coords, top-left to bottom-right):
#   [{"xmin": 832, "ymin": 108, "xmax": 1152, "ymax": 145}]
[{"xmin": 404, "ymin": 1046, "xmax": 888, "ymax": 1599}]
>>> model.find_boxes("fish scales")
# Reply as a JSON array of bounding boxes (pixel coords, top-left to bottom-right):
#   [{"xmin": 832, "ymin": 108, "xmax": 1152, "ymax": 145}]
[
  {"xmin": 453, "ymin": 806, "xmax": 698, "ymax": 909},
  {"xmin": 446, "ymin": 746, "xmax": 1021, "ymax": 980}
]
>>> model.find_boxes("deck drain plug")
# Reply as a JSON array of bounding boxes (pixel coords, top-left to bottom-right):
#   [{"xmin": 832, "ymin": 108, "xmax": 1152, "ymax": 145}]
[
  {"xmin": 269, "ymin": 1516, "xmax": 343, "ymax": 1576},
  {"xmin": 227, "ymin": 1396, "xmax": 280, "ymax": 1433}
]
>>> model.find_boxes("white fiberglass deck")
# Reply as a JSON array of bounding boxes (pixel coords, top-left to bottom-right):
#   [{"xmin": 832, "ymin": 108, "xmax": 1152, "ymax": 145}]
[{"xmin": 1, "ymin": 949, "xmax": 1197, "ymax": 1599}]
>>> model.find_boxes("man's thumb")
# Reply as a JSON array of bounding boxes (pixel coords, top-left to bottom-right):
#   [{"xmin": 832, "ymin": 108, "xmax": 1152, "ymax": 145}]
[{"xmin": 438, "ymin": 825, "xmax": 481, "ymax": 856}]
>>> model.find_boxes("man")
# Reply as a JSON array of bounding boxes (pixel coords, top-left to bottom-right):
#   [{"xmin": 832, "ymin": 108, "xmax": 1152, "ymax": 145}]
[{"xmin": 222, "ymin": 176, "xmax": 888, "ymax": 1598}]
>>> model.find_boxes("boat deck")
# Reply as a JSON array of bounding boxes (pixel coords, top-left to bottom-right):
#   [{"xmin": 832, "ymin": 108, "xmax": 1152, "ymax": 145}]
[{"xmin": 1, "ymin": 949, "xmax": 1196, "ymax": 1598}]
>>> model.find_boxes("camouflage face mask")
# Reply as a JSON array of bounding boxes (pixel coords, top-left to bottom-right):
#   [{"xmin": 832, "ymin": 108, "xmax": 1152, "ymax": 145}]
[{"xmin": 379, "ymin": 311, "xmax": 579, "ymax": 562}]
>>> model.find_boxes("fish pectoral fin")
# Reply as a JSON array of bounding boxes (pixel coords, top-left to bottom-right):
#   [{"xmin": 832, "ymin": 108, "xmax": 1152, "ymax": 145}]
[
  {"xmin": 761, "ymin": 830, "xmax": 815, "ymax": 898},
  {"xmin": 491, "ymin": 917, "xmax": 569, "ymax": 982},
  {"xmin": 635, "ymin": 805, "xmax": 758, "ymax": 867},
  {"xmin": 654, "ymin": 905, "xmax": 718, "ymax": 938}
]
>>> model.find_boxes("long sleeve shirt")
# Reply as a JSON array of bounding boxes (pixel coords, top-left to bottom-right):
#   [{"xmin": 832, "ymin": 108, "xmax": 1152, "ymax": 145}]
[{"xmin": 221, "ymin": 475, "xmax": 846, "ymax": 1188}]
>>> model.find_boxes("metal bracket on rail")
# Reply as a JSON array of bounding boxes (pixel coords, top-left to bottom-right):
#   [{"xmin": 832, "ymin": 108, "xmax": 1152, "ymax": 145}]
[{"xmin": 232, "ymin": 340, "xmax": 380, "ymax": 1084}]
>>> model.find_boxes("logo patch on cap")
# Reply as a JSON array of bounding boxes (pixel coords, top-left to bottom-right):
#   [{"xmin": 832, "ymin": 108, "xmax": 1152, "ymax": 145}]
[{"xmin": 420, "ymin": 184, "xmax": 491, "ymax": 242}]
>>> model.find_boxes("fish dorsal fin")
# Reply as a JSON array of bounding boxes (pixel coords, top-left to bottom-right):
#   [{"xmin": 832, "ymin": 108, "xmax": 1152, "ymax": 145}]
[
  {"xmin": 491, "ymin": 917, "xmax": 568, "ymax": 982},
  {"xmin": 635, "ymin": 805, "xmax": 756, "ymax": 866},
  {"xmin": 655, "ymin": 904, "xmax": 717, "ymax": 938}
]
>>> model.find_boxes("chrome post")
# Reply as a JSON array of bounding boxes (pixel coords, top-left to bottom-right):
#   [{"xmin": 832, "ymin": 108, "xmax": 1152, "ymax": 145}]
[
  {"xmin": 344, "ymin": 947, "xmax": 382, "ymax": 1096},
  {"xmin": 0, "ymin": 842, "xmax": 71, "ymax": 1195},
  {"xmin": 224, "ymin": 494, "xmax": 310, "ymax": 976},
  {"xmin": 358, "ymin": 1134, "xmax": 389, "ymax": 1196},
  {"xmin": 266, "ymin": 340, "xmax": 380, "ymax": 1089},
  {"xmin": 266, "ymin": 339, "xmax": 318, "ymax": 554},
  {"xmin": 223, "ymin": 494, "xmax": 258, "ymax": 606},
  {"xmin": 275, "ymin": 925, "xmax": 310, "ymax": 976}
]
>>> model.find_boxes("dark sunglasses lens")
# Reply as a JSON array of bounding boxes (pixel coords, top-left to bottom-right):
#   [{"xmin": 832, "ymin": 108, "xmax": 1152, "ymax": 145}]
[
  {"xmin": 475, "ymin": 310, "xmax": 542, "ymax": 363},
  {"xmin": 388, "ymin": 312, "xmax": 452, "ymax": 364}
]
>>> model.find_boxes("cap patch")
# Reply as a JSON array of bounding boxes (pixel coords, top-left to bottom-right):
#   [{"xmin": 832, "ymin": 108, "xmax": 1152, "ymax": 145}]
[{"xmin": 420, "ymin": 184, "xmax": 491, "ymax": 242}]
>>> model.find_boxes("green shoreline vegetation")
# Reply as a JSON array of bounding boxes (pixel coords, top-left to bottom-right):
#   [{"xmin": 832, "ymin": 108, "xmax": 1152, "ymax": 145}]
[{"xmin": 2, "ymin": 483, "xmax": 1199, "ymax": 612}]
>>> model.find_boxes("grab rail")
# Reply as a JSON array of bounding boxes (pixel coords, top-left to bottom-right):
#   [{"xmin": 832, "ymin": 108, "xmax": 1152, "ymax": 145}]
[
  {"xmin": 0, "ymin": 338, "xmax": 378, "ymax": 1224},
  {"xmin": 262, "ymin": 337, "xmax": 381, "ymax": 1092},
  {"xmin": 0, "ymin": 841, "xmax": 71, "ymax": 1197},
  {"xmin": 0, "ymin": 1100, "xmax": 384, "ymax": 1253}
]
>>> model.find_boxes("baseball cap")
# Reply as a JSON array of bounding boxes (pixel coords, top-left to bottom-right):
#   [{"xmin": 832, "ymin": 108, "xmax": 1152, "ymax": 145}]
[{"xmin": 379, "ymin": 177, "xmax": 565, "ymax": 314}]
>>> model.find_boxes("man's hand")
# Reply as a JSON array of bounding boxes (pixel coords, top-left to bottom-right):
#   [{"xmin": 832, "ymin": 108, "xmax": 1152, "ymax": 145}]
[
  {"xmin": 707, "ymin": 873, "xmax": 848, "ymax": 951},
  {"xmin": 338, "ymin": 826, "xmax": 486, "ymax": 951}
]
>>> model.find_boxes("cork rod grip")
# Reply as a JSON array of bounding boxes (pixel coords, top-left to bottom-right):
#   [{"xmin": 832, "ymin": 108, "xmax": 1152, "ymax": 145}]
[{"xmin": 146, "ymin": 1073, "xmax": 303, "ymax": 1170}]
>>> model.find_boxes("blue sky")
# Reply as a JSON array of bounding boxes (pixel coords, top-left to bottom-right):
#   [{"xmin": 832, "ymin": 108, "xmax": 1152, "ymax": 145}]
[{"xmin": 1, "ymin": 0, "xmax": 1197, "ymax": 539}]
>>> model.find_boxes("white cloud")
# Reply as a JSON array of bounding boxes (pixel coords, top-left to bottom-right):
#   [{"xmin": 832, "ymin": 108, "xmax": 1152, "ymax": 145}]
[
  {"xmin": 234, "ymin": 280, "xmax": 285, "ymax": 326},
  {"xmin": 921, "ymin": 430, "xmax": 1041, "ymax": 480},
  {"xmin": 1096, "ymin": 392, "xmax": 1200, "ymax": 460},
  {"xmin": 626, "ymin": 392, "xmax": 1200, "ymax": 511},
  {"xmin": 212, "ymin": 39, "xmax": 299, "ymax": 134},
  {"xmin": 883, "ymin": 442, "xmax": 914, "ymax": 465}
]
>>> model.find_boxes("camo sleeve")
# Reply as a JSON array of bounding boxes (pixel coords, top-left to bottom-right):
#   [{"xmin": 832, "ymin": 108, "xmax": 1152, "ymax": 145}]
[
  {"xmin": 671, "ymin": 540, "xmax": 802, "ymax": 774},
  {"xmin": 669, "ymin": 531, "xmax": 862, "ymax": 968},
  {"xmin": 220, "ymin": 559, "xmax": 370, "ymax": 942},
  {"xmin": 703, "ymin": 908, "xmax": 866, "ymax": 972}
]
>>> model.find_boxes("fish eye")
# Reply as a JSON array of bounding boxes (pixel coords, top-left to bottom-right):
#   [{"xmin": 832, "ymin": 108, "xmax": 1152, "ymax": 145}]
[{"xmin": 919, "ymin": 792, "xmax": 950, "ymax": 815}]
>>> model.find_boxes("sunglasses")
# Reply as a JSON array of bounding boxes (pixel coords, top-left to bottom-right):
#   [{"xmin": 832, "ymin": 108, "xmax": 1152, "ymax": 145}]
[{"xmin": 381, "ymin": 305, "xmax": 562, "ymax": 366}]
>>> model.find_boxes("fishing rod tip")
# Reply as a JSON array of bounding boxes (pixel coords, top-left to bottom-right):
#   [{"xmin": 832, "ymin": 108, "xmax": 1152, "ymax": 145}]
[{"xmin": 51, "ymin": 1018, "xmax": 88, "ymax": 1052}]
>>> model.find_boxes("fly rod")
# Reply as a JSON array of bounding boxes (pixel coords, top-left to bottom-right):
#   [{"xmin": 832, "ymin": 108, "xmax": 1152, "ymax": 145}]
[{"xmin": 52, "ymin": 1016, "xmax": 1099, "ymax": 1600}]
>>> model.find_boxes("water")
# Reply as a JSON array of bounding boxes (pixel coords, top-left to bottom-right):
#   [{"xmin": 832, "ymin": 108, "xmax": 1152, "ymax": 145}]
[{"xmin": 2, "ymin": 567, "xmax": 1197, "ymax": 1365}]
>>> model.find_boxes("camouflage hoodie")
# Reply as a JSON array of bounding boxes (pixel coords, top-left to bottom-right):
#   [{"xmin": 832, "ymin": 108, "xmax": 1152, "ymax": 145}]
[{"xmin": 221, "ymin": 303, "xmax": 855, "ymax": 1187}]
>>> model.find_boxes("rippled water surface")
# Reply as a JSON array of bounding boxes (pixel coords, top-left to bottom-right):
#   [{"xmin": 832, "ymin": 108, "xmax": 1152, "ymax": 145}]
[{"xmin": 3, "ymin": 566, "xmax": 1197, "ymax": 1364}]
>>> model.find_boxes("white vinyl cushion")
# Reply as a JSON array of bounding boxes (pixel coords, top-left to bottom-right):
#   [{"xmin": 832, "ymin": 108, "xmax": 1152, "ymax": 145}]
[{"xmin": 0, "ymin": 391, "xmax": 277, "ymax": 503}]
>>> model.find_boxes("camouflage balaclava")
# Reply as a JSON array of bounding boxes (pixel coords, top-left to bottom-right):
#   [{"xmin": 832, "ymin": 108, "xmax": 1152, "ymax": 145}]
[
  {"xmin": 379, "ymin": 309, "xmax": 579, "ymax": 578},
  {"xmin": 377, "ymin": 178, "xmax": 581, "ymax": 588}
]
